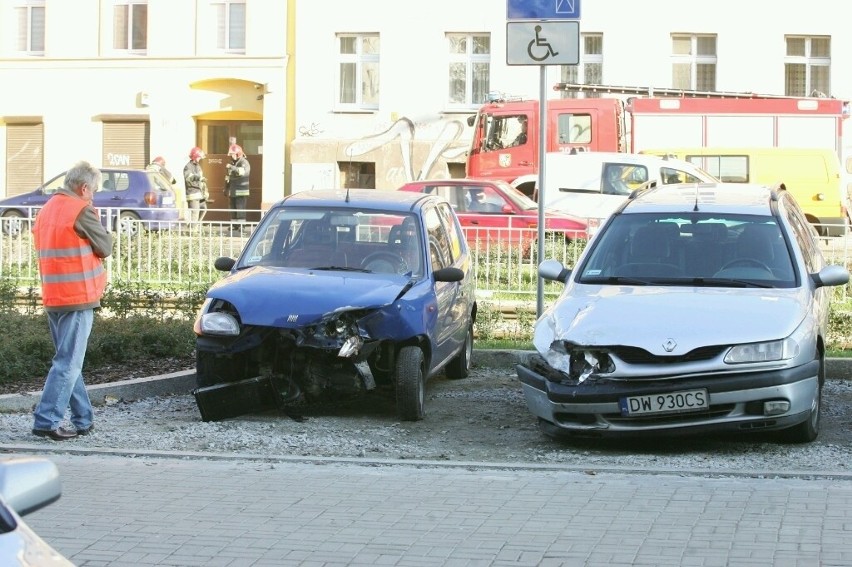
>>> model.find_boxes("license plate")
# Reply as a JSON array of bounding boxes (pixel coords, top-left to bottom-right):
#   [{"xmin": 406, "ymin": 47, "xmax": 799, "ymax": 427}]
[{"xmin": 620, "ymin": 389, "xmax": 709, "ymax": 416}]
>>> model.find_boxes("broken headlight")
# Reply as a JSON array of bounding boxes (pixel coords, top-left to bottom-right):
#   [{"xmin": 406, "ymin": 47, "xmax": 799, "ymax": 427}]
[{"xmin": 546, "ymin": 342, "xmax": 614, "ymax": 383}]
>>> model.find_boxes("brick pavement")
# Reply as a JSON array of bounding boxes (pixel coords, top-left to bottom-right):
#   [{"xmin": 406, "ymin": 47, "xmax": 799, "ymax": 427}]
[{"xmin": 22, "ymin": 452, "xmax": 852, "ymax": 567}]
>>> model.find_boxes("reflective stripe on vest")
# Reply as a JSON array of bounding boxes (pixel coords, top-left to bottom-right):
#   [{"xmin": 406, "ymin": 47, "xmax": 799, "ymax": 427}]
[{"xmin": 33, "ymin": 194, "xmax": 107, "ymax": 307}]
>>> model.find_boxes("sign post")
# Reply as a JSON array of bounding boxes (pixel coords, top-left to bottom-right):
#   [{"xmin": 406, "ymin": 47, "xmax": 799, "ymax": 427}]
[{"xmin": 506, "ymin": 0, "xmax": 580, "ymax": 317}]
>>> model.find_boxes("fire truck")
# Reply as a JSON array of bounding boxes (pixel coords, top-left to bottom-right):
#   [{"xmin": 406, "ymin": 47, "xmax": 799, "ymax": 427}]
[{"xmin": 465, "ymin": 83, "xmax": 851, "ymax": 199}]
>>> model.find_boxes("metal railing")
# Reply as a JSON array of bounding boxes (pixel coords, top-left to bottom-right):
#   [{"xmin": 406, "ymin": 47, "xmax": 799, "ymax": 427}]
[
  {"xmin": 2, "ymin": 206, "xmax": 849, "ymax": 299},
  {"xmin": 0, "ymin": 207, "xmax": 585, "ymax": 297}
]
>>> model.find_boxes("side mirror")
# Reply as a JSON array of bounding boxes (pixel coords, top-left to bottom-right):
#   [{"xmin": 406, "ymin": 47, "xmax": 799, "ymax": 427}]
[
  {"xmin": 812, "ymin": 264, "xmax": 850, "ymax": 288},
  {"xmin": 539, "ymin": 259, "xmax": 571, "ymax": 283},
  {"xmin": 214, "ymin": 257, "xmax": 236, "ymax": 272},
  {"xmin": 434, "ymin": 266, "xmax": 464, "ymax": 282},
  {"xmin": 466, "ymin": 115, "xmax": 476, "ymax": 127},
  {"xmin": 0, "ymin": 457, "xmax": 61, "ymax": 517}
]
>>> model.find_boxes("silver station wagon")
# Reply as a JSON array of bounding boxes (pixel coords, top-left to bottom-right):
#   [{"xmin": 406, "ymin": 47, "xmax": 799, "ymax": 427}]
[{"xmin": 517, "ymin": 183, "xmax": 849, "ymax": 443}]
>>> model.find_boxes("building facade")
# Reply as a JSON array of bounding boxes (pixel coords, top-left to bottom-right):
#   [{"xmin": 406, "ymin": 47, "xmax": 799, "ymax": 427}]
[
  {"xmin": 2, "ymin": 0, "xmax": 852, "ymax": 209},
  {"xmin": 0, "ymin": 0, "xmax": 288, "ymax": 217}
]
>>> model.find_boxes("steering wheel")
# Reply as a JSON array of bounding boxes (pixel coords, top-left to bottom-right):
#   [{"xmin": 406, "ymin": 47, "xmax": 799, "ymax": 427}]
[
  {"xmin": 361, "ymin": 252, "xmax": 406, "ymax": 273},
  {"xmin": 718, "ymin": 258, "xmax": 772, "ymax": 272}
]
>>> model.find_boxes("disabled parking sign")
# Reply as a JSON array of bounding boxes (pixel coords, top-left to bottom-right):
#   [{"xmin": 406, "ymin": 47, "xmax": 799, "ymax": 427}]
[{"xmin": 506, "ymin": 21, "xmax": 579, "ymax": 66}]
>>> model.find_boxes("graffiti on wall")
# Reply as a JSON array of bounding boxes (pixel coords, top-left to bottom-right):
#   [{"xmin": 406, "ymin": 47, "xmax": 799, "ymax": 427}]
[
  {"xmin": 298, "ymin": 123, "xmax": 324, "ymax": 137},
  {"xmin": 342, "ymin": 116, "xmax": 469, "ymax": 185}
]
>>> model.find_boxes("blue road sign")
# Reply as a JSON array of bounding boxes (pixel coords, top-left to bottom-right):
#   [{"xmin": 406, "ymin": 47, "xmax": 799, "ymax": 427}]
[{"xmin": 507, "ymin": 0, "xmax": 580, "ymax": 20}]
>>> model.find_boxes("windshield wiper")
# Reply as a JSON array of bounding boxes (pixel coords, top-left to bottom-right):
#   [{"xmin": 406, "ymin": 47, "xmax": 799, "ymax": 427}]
[
  {"xmin": 688, "ymin": 277, "xmax": 774, "ymax": 288},
  {"xmin": 582, "ymin": 276, "xmax": 654, "ymax": 286},
  {"xmin": 307, "ymin": 266, "xmax": 371, "ymax": 272}
]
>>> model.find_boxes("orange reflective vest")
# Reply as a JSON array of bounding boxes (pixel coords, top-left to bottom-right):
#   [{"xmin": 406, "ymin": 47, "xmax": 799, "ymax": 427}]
[{"xmin": 33, "ymin": 194, "xmax": 107, "ymax": 309}]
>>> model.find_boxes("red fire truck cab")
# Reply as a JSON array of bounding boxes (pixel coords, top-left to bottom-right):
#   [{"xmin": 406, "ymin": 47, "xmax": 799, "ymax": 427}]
[{"xmin": 465, "ymin": 97, "xmax": 626, "ymax": 197}]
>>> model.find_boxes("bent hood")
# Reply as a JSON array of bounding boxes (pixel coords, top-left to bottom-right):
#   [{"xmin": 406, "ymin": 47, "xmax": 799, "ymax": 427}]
[
  {"xmin": 208, "ymin": 266, "xmax": 411, "ymax": 327},
  {"xmin": 535, "ymin": 285, "xmax": 810, "ymax": 356}
]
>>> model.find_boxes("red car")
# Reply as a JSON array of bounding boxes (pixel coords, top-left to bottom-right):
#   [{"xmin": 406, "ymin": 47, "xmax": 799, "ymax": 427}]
[{"xmin": 398, "ymin": 178, "xmax": 589, "ymax": 242}]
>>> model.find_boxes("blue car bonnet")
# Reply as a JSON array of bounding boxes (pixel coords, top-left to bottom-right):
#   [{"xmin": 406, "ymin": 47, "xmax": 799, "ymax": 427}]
[{"xmin": 208, "ymin": 265, "xmax": 412, "ymax": 327}]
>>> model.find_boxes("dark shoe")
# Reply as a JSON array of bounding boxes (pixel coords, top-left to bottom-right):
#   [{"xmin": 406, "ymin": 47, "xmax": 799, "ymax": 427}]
[
  {"xmin": 76, "ymin": 425, "xmax": 95, "ymax": 436},
  {"xmin": 32, "ymin": 427, "xmax": 77, "ymax": 441}
]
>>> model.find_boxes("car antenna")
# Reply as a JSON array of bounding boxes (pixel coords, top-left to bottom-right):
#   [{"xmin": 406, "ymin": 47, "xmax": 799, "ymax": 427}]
[
  {"xmin": 693, "ymin": 184, "xmax": 700, "ymax": 212},
  {"xmin": 346, "ymin": 186, "xmax": 351, "ymax": 202}
]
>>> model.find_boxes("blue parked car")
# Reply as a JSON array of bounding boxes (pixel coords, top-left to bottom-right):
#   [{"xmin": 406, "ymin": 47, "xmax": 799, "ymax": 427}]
[
  {"xmin": 193, "ymin": 189, "xmax": 477, "ymax": 422},
  {"xmin": 0, "ymin": 167, "xmax": 180, "ymax": 237}
]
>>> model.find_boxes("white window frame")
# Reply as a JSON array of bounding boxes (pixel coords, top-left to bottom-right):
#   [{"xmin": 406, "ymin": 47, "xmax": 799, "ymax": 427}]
[
  {"xmin": 111, "ymin": 0, "xmax": 147, "ymax": 54},
  {"xmin": 335, "ymin": 33, "xmax": 380, "ymax": 111},
  {"xmin": 785, "ymin": 36, "xmax": 831, "ymax": 97},
  {"xmin": 214, "ymin": 0, "xmax": 246, "ymax": 54},
  {"xmin": 446, "ymin": 33, "xmax": 491, "ymax": 111},
  {"xmin": 14, "ymin": 0, "xmax": 44, "ymax": 55},
  {"xmin": 560, "ymin": 33, "xmax": 603, "ymax": 99},
  {"xmin": 671, "ymin": 34, "xmax": 717, "ymax": 91}
]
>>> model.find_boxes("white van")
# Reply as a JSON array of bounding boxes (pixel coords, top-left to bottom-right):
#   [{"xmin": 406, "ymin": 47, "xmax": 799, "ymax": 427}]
[{"xmin": 540, "ymin": 152, "xmax": 717, "ymax": 222}]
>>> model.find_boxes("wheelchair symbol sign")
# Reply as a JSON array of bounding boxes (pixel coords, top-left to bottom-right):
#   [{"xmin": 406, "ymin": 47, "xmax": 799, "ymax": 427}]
[{"xmin": 506, "ymin": 21, "xmax": 579, "ymax": 66}]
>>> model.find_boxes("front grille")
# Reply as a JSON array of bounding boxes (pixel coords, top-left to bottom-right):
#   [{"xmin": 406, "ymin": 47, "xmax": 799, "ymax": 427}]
[
  {"xmin": 611, "ymin": 345, "xmax": 726, "ymax": 365},
  {"xmin": 602, "ymin": 404, "xmax": 735, "ymax": 425}
]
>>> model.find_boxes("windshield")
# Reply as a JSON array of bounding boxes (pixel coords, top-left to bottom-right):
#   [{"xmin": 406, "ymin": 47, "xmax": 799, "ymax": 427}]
[
  {"xmin": 238, "ymin": 208, "xmax": 425, "ymax": 277},
  {"xmin": 497, "ymin": 181, "xmax": 538, "ymax": 210},
  {"xmin": 577, "ymin": 212, "xmax": 797, "ymax": 288}
]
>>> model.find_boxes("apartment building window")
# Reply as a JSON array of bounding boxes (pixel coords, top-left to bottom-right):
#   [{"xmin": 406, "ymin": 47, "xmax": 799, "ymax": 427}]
[
  {"xmin": 336, "ymin": 34, "xmax": 380, "ymax": 109},
  {"xmin": 113, "ymin": 1, "xmax": 147, "ymax": 51},
  {"xmin": 671, "ymin": 34, "xmax": 716, "ymax": 91},
  {"xmin": 560, "ymin": 34, "xmax": 603, "ymax": 99},
  {"xmin": 215, "ymin": 0, "xmax": 246, "ymax": 52},
  {"xmin": 785, "ymin": 36, "xmax": 830, "ymax": 97},
  {"xmin": 447, "ymin": 33, "xmax": 490, "ymax": 108},
  {"xmin": 15, "ymin": 1, "xmax": 44, "ymax": 54}
]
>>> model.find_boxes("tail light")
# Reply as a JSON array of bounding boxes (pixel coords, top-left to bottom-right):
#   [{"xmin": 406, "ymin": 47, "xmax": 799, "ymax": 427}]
[{"xmin": 144, "ymin": 191, "xmax": 158, "ymax": 206}]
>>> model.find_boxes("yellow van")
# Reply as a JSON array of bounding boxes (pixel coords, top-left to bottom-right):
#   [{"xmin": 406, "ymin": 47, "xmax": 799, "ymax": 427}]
[{"xmin": 640, "ymin": 147, "xmax": 847, "ymax": 237}]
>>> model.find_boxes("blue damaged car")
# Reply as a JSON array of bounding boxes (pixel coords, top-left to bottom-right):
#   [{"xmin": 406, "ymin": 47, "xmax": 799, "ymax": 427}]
[{"xmin": 193, "ymin": 189, "xmax": 476, "ymax": 422}]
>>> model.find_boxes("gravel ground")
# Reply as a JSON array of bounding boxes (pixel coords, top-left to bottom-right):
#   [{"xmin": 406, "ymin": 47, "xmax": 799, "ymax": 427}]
[{"xmin": 2, "ymin": 361, "xmax": 851, "ymax": 476}]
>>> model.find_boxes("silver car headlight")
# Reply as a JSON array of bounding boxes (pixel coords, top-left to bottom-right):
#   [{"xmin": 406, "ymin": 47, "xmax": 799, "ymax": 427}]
[
  {"xmin": 725, "ymin": 337, "xmax": 799, "ymax": 364},
  {"xmin": 198, "ymin": 312, "xmax": 241, "ymax": 336}
]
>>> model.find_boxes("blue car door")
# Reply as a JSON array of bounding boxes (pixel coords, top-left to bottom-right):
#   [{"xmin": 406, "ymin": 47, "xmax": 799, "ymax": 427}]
[{"xmin": 423, "ymin": 205, "xmax": 471, "ymax": 367}]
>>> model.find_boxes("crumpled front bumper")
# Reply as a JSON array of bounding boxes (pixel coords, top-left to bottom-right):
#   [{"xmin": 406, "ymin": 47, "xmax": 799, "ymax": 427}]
[{"xmin": 515, "ymin": 358, "xmax": 819, "ymax": 438}]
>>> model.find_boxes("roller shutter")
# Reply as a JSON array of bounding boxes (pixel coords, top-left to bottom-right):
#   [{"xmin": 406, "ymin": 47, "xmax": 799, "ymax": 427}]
[
  {"xmin": 5, "ymin": 122, "xmax": 44, "ymax": 197},
  {"xmin": 102, "ymin": 121, "xmax": 150, "ymax": 169}
]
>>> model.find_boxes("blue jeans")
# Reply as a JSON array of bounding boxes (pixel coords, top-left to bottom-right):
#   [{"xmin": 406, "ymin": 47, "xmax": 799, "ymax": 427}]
[{"xmin": 32, "ymin": 309, "xmax": 94, "ymax": 431}]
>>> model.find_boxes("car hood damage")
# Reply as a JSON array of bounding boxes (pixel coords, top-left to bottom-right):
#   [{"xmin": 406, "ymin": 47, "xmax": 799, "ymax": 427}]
[
  {"xmin": 534, "ymin": 285, "xmax": 808, "ymax": 357},
  {"xmin": 209, "ymin": 266, "xmax": 413, "ymax": 328}
]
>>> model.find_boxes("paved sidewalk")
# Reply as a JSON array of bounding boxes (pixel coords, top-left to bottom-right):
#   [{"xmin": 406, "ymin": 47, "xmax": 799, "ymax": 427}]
[{"xmin": 25, "ymin": 452, "xmax": 852, "ymax": 567}]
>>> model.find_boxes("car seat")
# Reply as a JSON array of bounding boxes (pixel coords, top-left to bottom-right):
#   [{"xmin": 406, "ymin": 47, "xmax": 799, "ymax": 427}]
[
  {"xmin": 735, "ymin": 223, "xmax": 793, "ymax": 279},
  {"xmin": 388, "ymin": 217, "xmax": 421, "ymax": 274},
  {"xmin": 284, "ymin": 220, "xmax": 347, "ymax": 267}
]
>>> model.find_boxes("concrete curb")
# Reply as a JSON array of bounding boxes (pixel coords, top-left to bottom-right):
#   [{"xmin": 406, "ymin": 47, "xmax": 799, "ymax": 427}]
[
  {"xmin": 0, "ymin": 369, "xmax": 197, "ymax": 413},
  {"xmin": 1, "ymin": 350, "xmax": 849, "ymax": 413}
]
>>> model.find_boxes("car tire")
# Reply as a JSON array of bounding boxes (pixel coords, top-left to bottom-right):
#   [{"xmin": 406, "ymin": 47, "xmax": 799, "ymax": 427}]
[
  {"xmin": 445, "ymin": 323, "xmax": 473, "ymax": 380},
  {"xmin": 395, "ymin": 345, "xmax": 425, "ymax": 421},
  {"xmin": 779, "ymin": 350, "xmax": 824, "ymax": 443},
  {"xmin": 1, "ymin": 210, "xmax": 25, "ymax": 238},
  {"xmin": 115, "ymin": 211, "xmax": 141, "ymax": 237}
]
